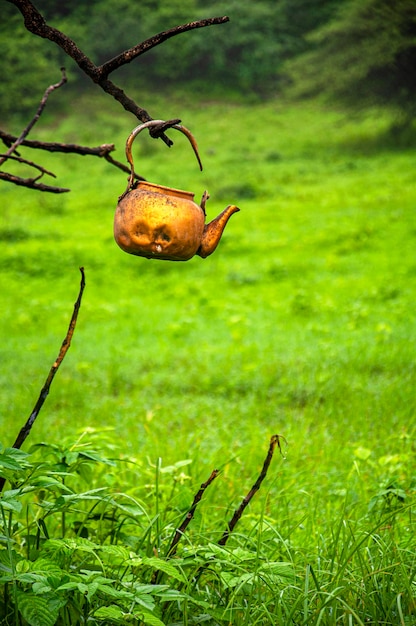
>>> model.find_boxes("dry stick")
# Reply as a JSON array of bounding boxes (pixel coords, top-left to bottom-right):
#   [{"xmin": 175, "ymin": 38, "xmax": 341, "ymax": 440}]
[
  {"xmin": 99, "ymin": 17, "xmax": 230, "ymax": 78},
  {"xmin": 0, "ymin": 134, "xmax": 142, "ymax": 191},
  {"xmin": 0, "ymin": 68, "xmax": 67, "ymax": 168},
  {"xmin": 0, "ymin": 171, "xmax": 69, "ymax": 193},
  {"xmin": 8, "ymin": 0, "xmax": 229, "ymax": 146},
  {"xmin": 0, "ymin": 131, "xmax": 115, "ymax": 156},
  {"xmin": 167, "ymin": 469, "xmax": 220, "ymax": 558},
  {"xmin": 151, "ymin": 468, "xmax": 220, "ymax": 586},
  {"xmin": 0, "ymin": 154, "xmax": 56, "ymax": 178},
  {"xmin": 0, "ymin": 268, "xmax": 86, "ymax": 493},
  {"xmin": 218, "ymin": 434, "xmax": 284, "ymax": 546}
]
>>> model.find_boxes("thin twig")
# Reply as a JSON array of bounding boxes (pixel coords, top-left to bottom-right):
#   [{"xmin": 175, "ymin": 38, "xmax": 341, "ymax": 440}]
[
  {"xmin": 99, "ymin": 17, "xmax": 230, "ymax": 78},
  {"xmin": 0, "ymin": 68, "xmax": 67, "ymax": 167},
  {"xmin": 0, "ymin": 131, "xmax": 115, "ymax": 156},
  {"xmin": 0, "ymin": 171, "xmax": 69, "ymax": 193},
  {"xmin": 218, "ymin": 435, "xmax": 285, "ymax": 546},
  {"xmin": 167, "ymin": 469, "xmax": 220, "ymax": 558},
  {"xmin": 0, "ymin": 154, "xmax": 56, "ymax": 178},
  {"xmin": 0, "ymin": 268, "xmax": 86, "ymax": 493}
]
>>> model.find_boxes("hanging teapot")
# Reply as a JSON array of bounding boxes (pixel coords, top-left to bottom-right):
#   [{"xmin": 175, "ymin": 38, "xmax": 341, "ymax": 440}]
[{"xmin": 114, "ymin": 120, "xmax": 240, "ymax": 261}]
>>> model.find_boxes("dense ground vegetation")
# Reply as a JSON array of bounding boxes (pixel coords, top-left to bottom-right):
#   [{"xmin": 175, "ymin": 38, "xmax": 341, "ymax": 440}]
[
  {"xmin": 1, "ymin": 0, "xmax": 416, "ymax": 623},
  {"xmin": 0, "ymin": 90, "xmax": 415, "ymax": 623}
]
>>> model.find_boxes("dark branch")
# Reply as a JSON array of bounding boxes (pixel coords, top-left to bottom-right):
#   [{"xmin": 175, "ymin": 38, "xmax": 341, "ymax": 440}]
[
  {"xmin": 0, "ymin": 170, "xmax": 69, "ymax": 193},
  {"xmin": 0, "ymin": 129, "xmax": 147, "ymax": 190},
  {"xmin": 167, "ymin": 469, "xmax": 220, "ymax": 558},
  {"xmin": 0, "ymin": 268, "xmax": 86, "ymax": 492},
  {"xmin": 99, "ymin": 17, "xmax": 230, "ymax": 78},
  {"xmin": 6, "ymin": 0, "xmax": 98, "ymax": 76},
  {"xmin": 218, "ymin": 435, "xmax": 285, "ymax": 546},
  {"xmin": 7, "ymin": 0, "xmax": 229, "ymax": 149},
  {"xmin": 0, "ymin": 130, "xmax": 115, "ymax": 156},
  {"xmin": 0, "ymin": 154, "xmax": 56, "ymax": 178}
]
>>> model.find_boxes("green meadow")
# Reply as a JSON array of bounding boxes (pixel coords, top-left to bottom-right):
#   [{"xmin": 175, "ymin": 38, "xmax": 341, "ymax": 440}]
[{"xmin": 0, "ymin": 93, "xmax": 415, "ymax": 624}]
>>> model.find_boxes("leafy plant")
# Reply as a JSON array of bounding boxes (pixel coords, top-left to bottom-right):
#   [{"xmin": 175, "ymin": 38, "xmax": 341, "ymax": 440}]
[{"xmin": 0, "ymin": 432, "xmax": 293, "ymax": 625}]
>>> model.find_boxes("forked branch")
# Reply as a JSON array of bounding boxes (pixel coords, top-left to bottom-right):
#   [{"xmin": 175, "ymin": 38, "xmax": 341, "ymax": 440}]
[
  {"xmin": 7, "ymin": 0, "xmax": 229, "ymax": 146},
  {"xmin": 3, "ymin": 1, "xmax": 229, "ymax": 190},
  {"xmin": 0, "ymin": 79, "xmax": 144, "ymax": 192}
]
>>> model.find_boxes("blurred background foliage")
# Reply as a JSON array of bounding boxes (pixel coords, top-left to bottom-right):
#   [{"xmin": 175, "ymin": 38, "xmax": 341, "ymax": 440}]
[{"xmin": 1, "ymin": 0, "xmax": 415, "ymax": 121}]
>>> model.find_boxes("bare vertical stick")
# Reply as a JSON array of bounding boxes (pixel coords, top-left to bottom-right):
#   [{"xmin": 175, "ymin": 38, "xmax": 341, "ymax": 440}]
[
  {"xmin": 218, "ymin": 434, "xmax": 284, "ymax": 546},
  {"xmin": 167, "ymin": 469, "xmax": 220, "ymax": 558},
  {"xmin": 0, "ymin": 268, "xmax": 86, "ymax": 492}
]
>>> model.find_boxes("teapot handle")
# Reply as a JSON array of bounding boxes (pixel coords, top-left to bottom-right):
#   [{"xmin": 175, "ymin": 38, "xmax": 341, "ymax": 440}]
[{"xmin": 125, "ymin": 119, "xmax": 203, "ymax": 192}]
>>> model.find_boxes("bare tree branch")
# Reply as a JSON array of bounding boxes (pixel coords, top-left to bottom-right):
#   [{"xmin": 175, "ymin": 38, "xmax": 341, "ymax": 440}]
[
  {"xmin": 167, "ymin": 469, "xmax": 220, "ymax": 558},
  {"xmin": 0, "ymin": 130, "xmax": 115, "ymax": 156},
  {"xmin": 218, "ymin": 435, "xmax": 285, "ymax": 546},
  {"xmin": 0, "ymin": 170, "xmax": 69, "ymax": 193},
  {"xmin": 0, "ymin": 68, "xmax": 67, "ymax": 167},
  {"xmin": 7, "ymin": 0, "xmax": 229, "ymax": 148},
  {"xmin": 2, "ymin": 1, "xmax": 229, "ymax": 191},
  {"xmin": 0, "ymin": 154, "xmax": 56, "ymax": 177},
  {"xmin": 99, "ymin": 17, "xmax": 230, "ymax": 78},
  {"xmin": 0, "ymin": 268, "xmax": 86, "ymax": 492}
]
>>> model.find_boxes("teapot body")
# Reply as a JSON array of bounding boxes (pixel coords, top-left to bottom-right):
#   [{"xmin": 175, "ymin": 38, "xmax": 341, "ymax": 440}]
[{"xmin": 114, "ymin": 181, "xmax": 205, "ymax": 261}]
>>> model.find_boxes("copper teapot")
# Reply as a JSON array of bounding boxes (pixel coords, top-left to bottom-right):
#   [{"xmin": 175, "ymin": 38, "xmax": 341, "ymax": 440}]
[{"xmin": 114, "ymin": 120, "xmax": 240, "ymax": 261}]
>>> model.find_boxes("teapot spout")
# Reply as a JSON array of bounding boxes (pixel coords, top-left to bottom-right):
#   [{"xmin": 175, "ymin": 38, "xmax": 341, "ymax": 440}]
[{"xmin": 197, "ymin": 205, "xmax": 240, "ymax": 258}]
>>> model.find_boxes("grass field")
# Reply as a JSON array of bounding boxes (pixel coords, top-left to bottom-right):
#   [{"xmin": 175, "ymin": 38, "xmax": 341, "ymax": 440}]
[{"xmin": 1, "ymin": 92, "xmax": 415, "ymax": 624}]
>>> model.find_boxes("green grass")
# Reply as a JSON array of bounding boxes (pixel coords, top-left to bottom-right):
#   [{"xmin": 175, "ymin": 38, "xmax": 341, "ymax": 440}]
[{"xmin": 1, "ymin": 93, "xmax": 415, "ymax": 624}]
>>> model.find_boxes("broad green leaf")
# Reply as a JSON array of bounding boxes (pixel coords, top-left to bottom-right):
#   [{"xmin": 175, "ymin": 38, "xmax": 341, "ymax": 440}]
[
  {"xmin": 204, "ymin": 543, "xmax": 231, "ymax": 559},
  {"xmin": 134, "ymin": 594, "xmax": 156, "ymax": 612},
  {"xmin": 96, "ymin": 583, "xmax": 133, "ymax": 600},
  {"xmin": 93, "ymin": 605, "xmax": 125, "ymax": 622},
  {"xmin": 138, "ymin": 611, "xmax": 166, "ymax": 626},
  {"xmin": 0, "ymin": 549, "xmax": 14, "ymax": 573},
  {"xmin": 142, "ymin": 556, "xmax": 187, "ymax": 583},
  {"xmin": 78, "ymin": 580, "xmax": 99, "ymax": 599},
  {"xmin": 52, "ymin": 488, "xmax": 107, "ymax": 508},
  {"xmin": 56, "ymin": 581, "xmax": 80, "ymax": 592},
  {"xmin": 109, "ymin": 498, "xmax": 146, "ymax": 517},
  {"xmin": 0, "ymin": 447, "xmax": 30, "ymax": 470},
  {"xmin": 260, "ymin": 561, "xmax": 296, "ymax": 581},
  {"xmin": 78, "ymin": 450, "xmax": 116, "ymax": 466},
  {"xmin": 32, "ymin": 557, "xmax": 65, "ymax": 577},
  {"xmin": 228, "ymin": 546, "xmax": 257, "ymax": 562},
  {"xmin": 32, "ymin": 581, "xmax": 52, "ymax": 594},
  {"xmin": 57, "ymin": 537, "xmax": 100, "ymax": 552},
  {"xmin": 0, "ymin": 493, "xmax": 22, "ymax": 513},
  {"xmin": 16, "ymin": 589, "xmax": 58, "ymax": 626},
  {"xmin": 157, "ymin": 588, "xmax": 187, "ymax": 602},
  {"xmin": 221, "ymin": 571, "xmax": 254, "ymax": 588},
  {"xmin": 64, "ymin": 451, "xmax": 79, "ymax": 465},
  {"xmin": 98, "ymin": 544, "xmax": 131, "ymax": 562},
  {"xmin": 30, "ymin": 476, "xmax": 73, "ymax": 491}
]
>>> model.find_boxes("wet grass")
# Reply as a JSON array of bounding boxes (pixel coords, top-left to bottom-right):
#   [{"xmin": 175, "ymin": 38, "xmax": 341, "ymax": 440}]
[{"xmin": 1, "ymin": 93, "xmax": 415, "ymax": 623}]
